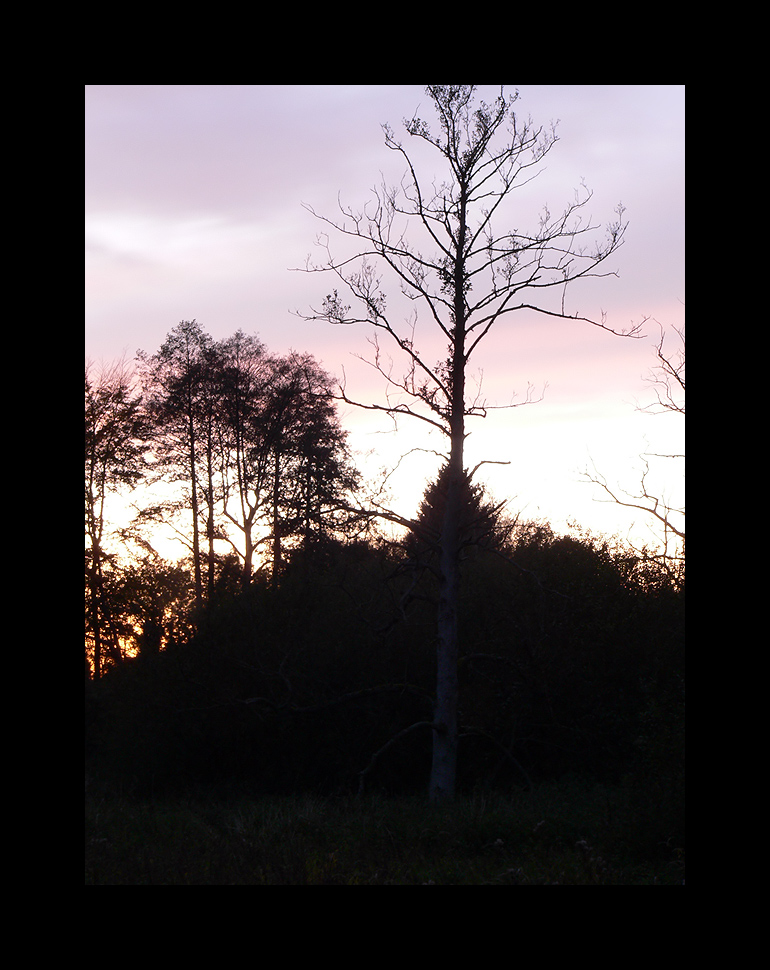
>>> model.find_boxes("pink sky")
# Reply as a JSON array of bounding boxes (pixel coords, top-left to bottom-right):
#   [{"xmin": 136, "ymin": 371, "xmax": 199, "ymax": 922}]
[{"xmin": 85, "ymin": 84, "xmax": 684, "ymax": 550}]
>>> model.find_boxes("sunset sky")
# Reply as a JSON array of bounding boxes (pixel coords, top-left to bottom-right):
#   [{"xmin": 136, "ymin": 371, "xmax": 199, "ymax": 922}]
[{"xmin": 85, "ymin": 84, "xmax": 685, "ymax": 552}]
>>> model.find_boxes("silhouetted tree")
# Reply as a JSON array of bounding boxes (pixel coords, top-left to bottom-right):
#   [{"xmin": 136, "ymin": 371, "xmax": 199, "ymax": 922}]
[
  {"xmin": 263, "ymin": 352, "xmax": 360, "ymax": 577},
  {"xmin": 137, "ymin": 320, "xmax": 218, "ymax": 610},
  {"xmin": 299, "ymin": 85, "xmax": 638, "ymax": 801},
  {"xmin": 406, "ymin": 463, "xmax": 507, "ymax": 565},
  {"xmin": 90, "ymin": 554, "xmax": 196, "ymax": 662},
  {"xmin": 213, "ymin": 339, "xmax": 360, "ymax": 587},
  {"xmin": 214, "ymin": 330, "xmax": 272, "ymax": 588},
  {"xmin": 85, "ymin": 358, "xmax": 147, "ymax": 678}
]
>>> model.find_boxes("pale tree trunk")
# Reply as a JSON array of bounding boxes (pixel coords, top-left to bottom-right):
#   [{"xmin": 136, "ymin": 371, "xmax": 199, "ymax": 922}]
[
  {"xmin": 430, "ymin": 188, "xmax": 468, "ymax": 802},
  {"xmin": 430, "ymin": 462, "xmax": 462, "ymax": 801}
]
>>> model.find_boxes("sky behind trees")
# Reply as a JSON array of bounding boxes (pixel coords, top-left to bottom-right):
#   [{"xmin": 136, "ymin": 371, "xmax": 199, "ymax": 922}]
[{"xmin": 85, "ymin": 84, "xmax": 685, "ymax": 551}]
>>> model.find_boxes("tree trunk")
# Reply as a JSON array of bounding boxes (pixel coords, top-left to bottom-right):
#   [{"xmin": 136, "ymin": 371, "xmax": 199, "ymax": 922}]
[
  {"xmin": 90, "ymin": 575, "xmax": 103, "ymax": 681},
  {"xmin": 242, "ymin": 527, "xmax": 254, "ymax": 589},
  {"xmin": 271, "ymin": 449, "xmax": 282, "ymax": 587},
  {"xmin": 188, "ymin": 407, "xmax": 203, "ymax": 611},
  {"xmin": 430, "ymin": 460, "xmax": 462, "ymax": 802},
  {"xmin": 205, "ymin": 441, "xmax": 216, "ymax": 601},
  {"xmin": 429, "ymin": 184, "xmax": 468, "ymax": 803}
]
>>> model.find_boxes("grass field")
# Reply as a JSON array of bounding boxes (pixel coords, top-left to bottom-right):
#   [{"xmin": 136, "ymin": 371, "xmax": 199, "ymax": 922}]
[{"xmin": 85, "ymin": 778, "xmax": 684, "ymax": 885}]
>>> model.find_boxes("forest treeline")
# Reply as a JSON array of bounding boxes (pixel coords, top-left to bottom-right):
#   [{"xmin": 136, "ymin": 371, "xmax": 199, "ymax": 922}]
[
  {"xmin": 86, "ymin": 320, "xmax": 683, "ymax": 830},
  {"xmin": 86, "ymin": 319, "xmax": 362, "ymax": 679}
]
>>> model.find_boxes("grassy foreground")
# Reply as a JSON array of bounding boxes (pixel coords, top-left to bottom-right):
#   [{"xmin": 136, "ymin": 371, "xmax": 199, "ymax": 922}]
[{"xmin": 85, "ymin": 781, "xmax": 684, "ymax": 885}]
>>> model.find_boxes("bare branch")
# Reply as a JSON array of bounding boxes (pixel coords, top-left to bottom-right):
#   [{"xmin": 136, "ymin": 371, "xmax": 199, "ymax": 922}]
[
  {"xmin": 637, "ymin": 321, "xmax": 685, "ymax": 416},
  {"xmin": 582, "ymin": 457, "xmax": 685, "ymax": 541}
]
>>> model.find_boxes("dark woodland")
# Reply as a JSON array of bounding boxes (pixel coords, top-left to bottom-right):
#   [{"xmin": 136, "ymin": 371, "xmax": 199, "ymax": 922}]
[
  {"xmin": 86, "ymin": 87, "xmax": 683, "ymax": 884},
  {"xmin": 85, "ymin": 322, "xmax": 684, "ymax": 883}
]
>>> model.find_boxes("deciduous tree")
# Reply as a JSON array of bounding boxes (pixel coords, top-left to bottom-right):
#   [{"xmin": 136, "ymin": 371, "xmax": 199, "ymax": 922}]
[
  {"xmin": 137, "ymin": 320, "xmax": 219, "ymax": 610},
  {"xmin": 85, "ymin": 358, "xmax": 146, "ymax": 678},
  {"xmin": 262, "ymin": 351, "xmax": 360, "ymax": 576},
  {"xmin": 214, "ymin": 330, "xmax": 272, "ymax": 588},
  {"xmin": 298, "ymin": 85, "xmax": 638, "ymax": 801}
]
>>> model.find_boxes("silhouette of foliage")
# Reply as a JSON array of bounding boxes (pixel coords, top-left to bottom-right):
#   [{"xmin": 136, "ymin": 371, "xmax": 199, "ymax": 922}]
[
  {"xmin": 135, "ymin": 323, "xmax": 360, "ymax": 599},
  {"xmin": 87, "ymin": 511, "xmax": 683, "ymax": 809},
  {"xmin": 85, "ymin": 359, "xmax": 148, "ymax": 678}
]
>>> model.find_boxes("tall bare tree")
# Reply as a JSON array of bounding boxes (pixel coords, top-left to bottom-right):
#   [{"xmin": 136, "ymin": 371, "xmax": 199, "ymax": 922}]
[{"xmin": 298, "ymin": 85, "xmax": 639, "ymax": 801}]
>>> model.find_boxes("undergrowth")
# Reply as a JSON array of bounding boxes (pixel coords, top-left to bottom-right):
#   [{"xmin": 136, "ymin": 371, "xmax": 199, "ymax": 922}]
[{"xmin": 85, "ymin": 779, "xmax": 684, "ymax": 885}]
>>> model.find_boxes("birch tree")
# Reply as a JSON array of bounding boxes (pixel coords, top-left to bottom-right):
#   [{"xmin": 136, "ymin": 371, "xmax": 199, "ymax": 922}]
[{"xmin": 298, "ymin": 85, "xmax": 639, "ymax": 801}]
